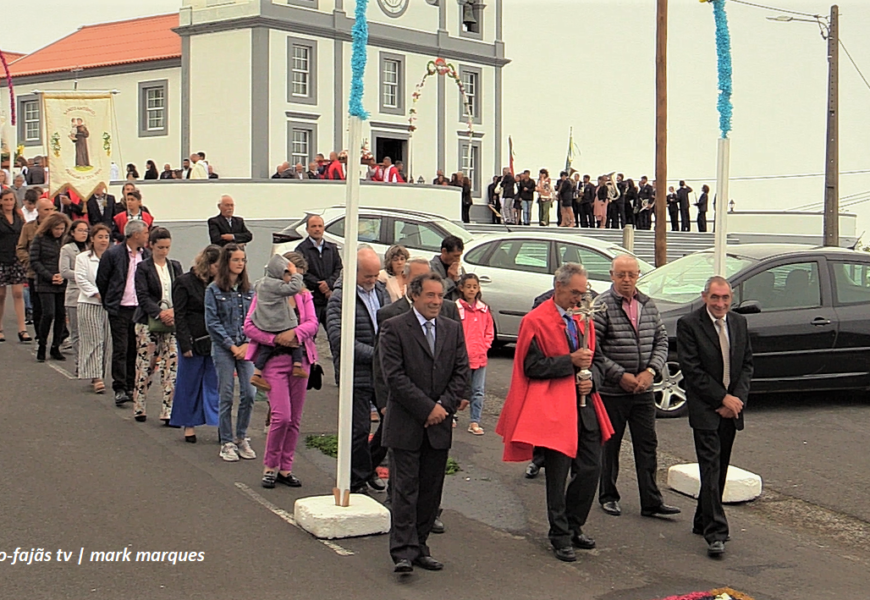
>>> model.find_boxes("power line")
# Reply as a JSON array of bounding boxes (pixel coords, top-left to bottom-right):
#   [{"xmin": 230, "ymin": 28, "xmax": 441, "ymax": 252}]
[
  {"xmin": 729, "ymin": 0, "xmax": 820, "ymax": 18},
  {"xmin": 680, "ymin": 168, "xmax": 870, "ymax": 184},
  {"xmin": 839, "ymin": 39, "xmax": 870, "ymax": 93}
]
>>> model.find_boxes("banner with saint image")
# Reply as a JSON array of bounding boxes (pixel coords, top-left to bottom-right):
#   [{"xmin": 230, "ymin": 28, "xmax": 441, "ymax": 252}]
[{"xmin": 42, "ymin": 92, "xmax": 114, "ymax": 199}]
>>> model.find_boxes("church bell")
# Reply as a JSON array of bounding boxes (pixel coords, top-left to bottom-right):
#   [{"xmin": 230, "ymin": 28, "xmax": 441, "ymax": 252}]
[{"xmin": 462, "ymin": 2, "xmax": 478, "ymax": 29}]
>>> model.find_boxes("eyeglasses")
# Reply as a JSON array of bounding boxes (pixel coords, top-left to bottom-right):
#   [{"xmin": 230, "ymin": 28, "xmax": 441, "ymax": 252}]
[{"xmin": 613, "ymin": 271, "xmax": 639, "ymax": 280}]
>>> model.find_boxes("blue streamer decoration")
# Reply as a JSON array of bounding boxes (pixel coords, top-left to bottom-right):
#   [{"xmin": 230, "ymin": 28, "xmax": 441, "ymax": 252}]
[
  {"xmin": 711, "ymin": 0, "xmax": 733, "ymax": 138},
  {"xmin": 349, "ymin": 0, "xmax": 370, "ymax": 120}
]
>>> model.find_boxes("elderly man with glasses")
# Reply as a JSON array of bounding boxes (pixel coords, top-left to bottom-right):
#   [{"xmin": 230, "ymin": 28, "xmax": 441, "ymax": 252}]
[{"xmin": 592, "ymin": 255, "xmax": 681, "ymax": 520}]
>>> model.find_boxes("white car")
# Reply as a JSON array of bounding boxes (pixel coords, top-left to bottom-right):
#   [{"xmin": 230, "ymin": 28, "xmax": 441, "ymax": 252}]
[
  {"xmin": 460, "ymin": 231, "xmax": 654, "ymax": 343},
  {"xmin": 271, "ymin": 207, "xmax": 474, "ymax": 262}
]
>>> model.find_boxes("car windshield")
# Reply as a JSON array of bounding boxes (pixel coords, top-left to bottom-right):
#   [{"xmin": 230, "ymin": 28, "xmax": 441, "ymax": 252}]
[
  {"xmin": 637, "ymin": 252, "xmax": 757, "ymax": 304},
  {"xmin": 435, "ymin": 219, "xmax": 475, "ymax": 244},
  {"xmin": 608, "ymin": 247, "xmax": 655, "ymax": 275}
]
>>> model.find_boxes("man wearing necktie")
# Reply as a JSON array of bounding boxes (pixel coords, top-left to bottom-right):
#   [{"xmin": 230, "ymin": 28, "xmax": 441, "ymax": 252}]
[
  {"xmin": 496, "ymin": 263, "xmax": 614, "ymax": 563},
  {"xmin": 380, "ymin": 272, "xmax": 469, "ymax": 574},
  {"xmin": 207, "ymin": 195, "xmax": 253, "ymax": 247},
  {"xmin": 677, "ymin": 276, "xmax": 753, "ymax": 557}
]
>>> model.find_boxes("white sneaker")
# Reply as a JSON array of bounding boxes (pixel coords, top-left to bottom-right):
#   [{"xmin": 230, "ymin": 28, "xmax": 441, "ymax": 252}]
[
  {"xmin": 219, "ymin": 442, "xmax": 239, "ymax": 462},
  {"xmin": 236, "ymin": 438, "xmax": 257, "ymax": 460}
]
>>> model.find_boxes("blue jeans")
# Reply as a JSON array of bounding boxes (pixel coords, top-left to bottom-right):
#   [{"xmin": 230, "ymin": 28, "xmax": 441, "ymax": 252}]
[
  {"xmin": 212, "ymin": 344, "xmax": 255, "ymax": 444},
  {"xmin": 469, "ymin": 367, "xmax": 486, "ymax": 425},
  {"xmin": 522, "ymin": 200, "xmax": 533, "ymax": 226}
]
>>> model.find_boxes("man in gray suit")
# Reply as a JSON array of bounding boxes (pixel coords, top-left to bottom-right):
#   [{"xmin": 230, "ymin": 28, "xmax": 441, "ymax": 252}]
[
  {"xmin": 677, "ymin": 276, "xmax": 753, "ymax": 557},
  {"xmin": 380, "ymin": 272, "xmax": 469, "ymax": 574}
]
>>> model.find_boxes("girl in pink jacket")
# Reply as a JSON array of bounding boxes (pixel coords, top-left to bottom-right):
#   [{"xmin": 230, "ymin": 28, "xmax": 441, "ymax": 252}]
[{"xmin": 456, "ymin": 273, "xmax": 494, "ymax": 435}]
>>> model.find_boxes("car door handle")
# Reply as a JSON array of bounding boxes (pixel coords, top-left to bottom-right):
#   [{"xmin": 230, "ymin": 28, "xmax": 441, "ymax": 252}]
[
  {"xmin": 478, "ymin": 275, "xmax": 492, "ymax": 283},
  {"xmin": 811, "ymin": 317, "xmax": 832, "ymax": 326}
]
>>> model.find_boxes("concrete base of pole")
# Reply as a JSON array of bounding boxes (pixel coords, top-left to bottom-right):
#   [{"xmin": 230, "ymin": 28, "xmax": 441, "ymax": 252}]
[
  {"xmin": 295, "ymin": 495, "xmax": 391, "ymax": 539},
  {"xmin": 668, "ymin": 463, "xmax": 762, "ymax": 504}
]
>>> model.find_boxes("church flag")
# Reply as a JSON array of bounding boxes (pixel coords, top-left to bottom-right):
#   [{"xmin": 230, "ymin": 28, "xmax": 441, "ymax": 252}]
[{"xmin": 42, "ymin": 92, "xmax": 114, "ymax": 199}]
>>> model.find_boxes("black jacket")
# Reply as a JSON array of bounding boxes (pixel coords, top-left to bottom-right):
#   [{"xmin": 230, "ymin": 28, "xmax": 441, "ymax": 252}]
[
  {"xmin": 677, "ymin": 307, "xmax": 753, "ymax": 431},
  {"xmin": 558, "ymin": 178, "xmax": 574, "ymax": 206},
  {"xmin": 95, "ymin": 242, "xmax": 151, "ymax": 316},
  {"xmin": 29, "ymin": 234, "xmax": 66, "ymax": 293},
  {"xmin": 500, "ymin": 173, "xmax": 517, "ymax": 198},
  {"xmin": 0, "ymin": 213, "xmax": 23, "ymax": 265},
  {"xmin": 133, "ymin": 257, "xmax": 183, "ymax": 325},
  {"xmin": 380, "ymin": 309, "xmax": 470, "ymax": 451},
  {"xmin": 676, "ymin": 185, "xmax": 693, "ymax": 209},
  {"xmin": 159, "ymin": 171, "xmax": 174, "ymax": 180},
  {"xmin": 325, "ymin": 279, "xmax": 390, "ymax": 388},
  {"xmin": 696, "ymin": 192, "xmax": 709, "ymax": 213},
  {"xmin": 172, "ymin": 270, "xmax": 212, "ymax": 355},
  {"xmin": 25, "ymin": 165, "xmax": 46, "ymax": 186},
  {"xmin": 373, "ymin": 296, "xmax": 461, "ymax": 410},
  {"xmin": 87, "ymin": 194, "xmax": 119, "ymax": 228},
  {"xmin": 295, "ymin": 236, "xmax": 343, "ymax": 307},
  {"xmin": 518, "ymin": 178, "xmax": 536, "ymax": 201},
  {"xmin": 207, "ymin": 214, "xmax": 254, "ymax": 247}
]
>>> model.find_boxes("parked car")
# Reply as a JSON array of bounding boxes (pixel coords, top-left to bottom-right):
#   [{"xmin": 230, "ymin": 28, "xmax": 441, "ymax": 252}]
[
  {"xmin": 271, "ymin": 207, "xmax": 475, "ymax": 262},
  {"xmin": 460, "ymin": 231, "xmax": 654, "ymax": 343},
  {"xmin": 637, "ymin": 244, "xmax": 870, "ymax": 418}
]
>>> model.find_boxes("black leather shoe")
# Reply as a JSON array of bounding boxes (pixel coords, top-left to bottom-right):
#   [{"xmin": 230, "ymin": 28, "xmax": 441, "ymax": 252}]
[
  {"xmin": 49, "ymin": 347, "xmax": 66, "ymax": 361},
  {"xmin": 185, "ymin": 435, "xmax": 197, "ymax": 444},
  {"xmin": 36, "ymin": 345, "xmax": 46, "ymax": 362},
  {"xmin": 641, "ymin": 504, "xmax": 681, "ymax": 517},
  {"xmin": 394, "ymin": 559, "xmax": 413, "ymax": 573},
  {"xmin": 601, "ymin": 501, "xmax": 622, "ymax": 516},
  {"xmin": 276, "ymin": 473, "xmax": 302, "ymax": 487},
  {"xmin": 571, "ymin": 533, "xmax": 596, "ymax": 550},
  {"xmin": 367, "ymin": 475, "xmax": 386, "ymax": 491},
  {"xmin": 431, "ymin": 516, "xmax": 445, "ymax": 534},
  {"xmin": 413, "ymin": 556, "xmax": 443, "ymax": 571},
  {"xmin": 134, "ymin": 415, "xmax": 146, "ymax": 423},
  {"xmin": 525, "ymin": 463, "xmax": 540, "ymax": 479},
  {"xmin": 261, "ymin": 472, "xmax": 277, "ymax": 489},
  {"xmin": 114, "ymin": 391, "xmax": 131, "ymax": 407},
  {"xmin": 707, "ymin": 540, "xmax": 725, "ymax": 557},
  {"xmin": 554, "ymin": 546, "xmax": 577, "ymax": 562}
]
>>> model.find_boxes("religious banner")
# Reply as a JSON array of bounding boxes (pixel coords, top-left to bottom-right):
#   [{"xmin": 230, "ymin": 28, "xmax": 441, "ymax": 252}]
[{"xmin": 42, "ymin": 92, "xmax": 114, "ymax": 198}]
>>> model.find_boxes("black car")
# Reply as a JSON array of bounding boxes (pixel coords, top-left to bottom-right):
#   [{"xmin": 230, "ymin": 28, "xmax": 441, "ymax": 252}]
[{"xmin": 636, "ymin": 244, "xmax": 870, "ymax": 417}]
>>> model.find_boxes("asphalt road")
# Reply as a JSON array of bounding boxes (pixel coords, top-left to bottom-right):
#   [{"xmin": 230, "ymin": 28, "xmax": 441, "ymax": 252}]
[{"xmin": 2, "ymin": 317, "xmax": 869, "ymax": 600}]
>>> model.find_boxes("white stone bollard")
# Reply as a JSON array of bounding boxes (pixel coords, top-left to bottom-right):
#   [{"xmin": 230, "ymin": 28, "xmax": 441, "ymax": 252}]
[
  {"xmin": 667, "ymin": 463, "xmax": 762, "ymax": 503},
  {"xmin": 294, "ymin": 494, "xmax": 391, "ymax": 539}
]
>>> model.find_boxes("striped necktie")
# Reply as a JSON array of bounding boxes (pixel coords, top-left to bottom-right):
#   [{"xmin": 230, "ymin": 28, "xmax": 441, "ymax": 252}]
[{"xmin": 716, "ymin": 318, "xmax": 730, "ymax": 388}]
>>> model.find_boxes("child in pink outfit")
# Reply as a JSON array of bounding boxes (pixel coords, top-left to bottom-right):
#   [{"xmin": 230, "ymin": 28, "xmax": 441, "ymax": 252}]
[{"xmin": 456, "ymin": 273, "xmax": 494, "ymax": 435}]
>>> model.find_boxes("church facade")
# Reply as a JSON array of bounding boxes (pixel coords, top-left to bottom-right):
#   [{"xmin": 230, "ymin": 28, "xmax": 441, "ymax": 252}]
[{"xmin": 3, "ymin": 0, "xmax": 508, "ymax": 201}]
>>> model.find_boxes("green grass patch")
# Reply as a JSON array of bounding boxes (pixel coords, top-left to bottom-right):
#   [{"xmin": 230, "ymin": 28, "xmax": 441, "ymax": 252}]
[
  {"xmin": 305, "ymin": 434, "xmax": 338, "ymax": 458},
  {"xmin": 445, "ymin": 457, "xmax": 462, "ymax": 476}
]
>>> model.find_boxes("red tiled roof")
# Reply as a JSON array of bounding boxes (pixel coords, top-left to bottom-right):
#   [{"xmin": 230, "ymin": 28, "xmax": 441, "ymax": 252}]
[
  {"xmin": 9, "ymin": 14, "xmax": 180, "ymax": 78},
  {"xmin": 1, "ymin": 51, "xmax": 26, "ymax": 63}
]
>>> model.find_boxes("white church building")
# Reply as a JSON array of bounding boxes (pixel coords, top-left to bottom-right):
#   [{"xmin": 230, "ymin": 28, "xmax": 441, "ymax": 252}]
[{"xmin": 3, "ymin": 0, "xmax": 509, "ymax": 215}]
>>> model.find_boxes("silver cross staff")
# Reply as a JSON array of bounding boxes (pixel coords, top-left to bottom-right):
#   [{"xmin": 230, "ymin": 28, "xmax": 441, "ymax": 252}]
[{"xmin": 570, "ymin": 292, "xmax": 607, "ymax": 407}]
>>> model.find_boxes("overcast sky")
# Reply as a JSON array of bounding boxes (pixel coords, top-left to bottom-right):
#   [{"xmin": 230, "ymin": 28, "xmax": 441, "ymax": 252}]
[{"xmin": 4, "ymin": 0, "xmax": 870, "ymax": 239}]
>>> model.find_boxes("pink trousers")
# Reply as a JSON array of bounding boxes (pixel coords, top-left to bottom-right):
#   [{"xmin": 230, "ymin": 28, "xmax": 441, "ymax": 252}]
[{"xmin": 263, "ymin": 355, "xmax": 310, "ymax": 472}]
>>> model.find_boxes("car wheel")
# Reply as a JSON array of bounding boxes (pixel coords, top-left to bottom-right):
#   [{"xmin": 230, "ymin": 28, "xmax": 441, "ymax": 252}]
[{"xmin": 653, "ymin": 360, "xmax": 687, "ymax": 418}]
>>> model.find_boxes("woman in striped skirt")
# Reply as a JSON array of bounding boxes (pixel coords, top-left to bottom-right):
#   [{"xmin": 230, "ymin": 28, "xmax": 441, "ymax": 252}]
[
  {"xmin": 60, "ymin": 220, "xmax": 90, "ymax": 372},
  {"xmin": 74, "ymin": 224, "xmax": 112, "ymax": 393}
]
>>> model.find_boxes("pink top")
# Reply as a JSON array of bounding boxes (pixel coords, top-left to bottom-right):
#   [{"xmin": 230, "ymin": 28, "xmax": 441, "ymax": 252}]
[
  {"xmin": 244, "ymin": 291, "xmax": 319, "ymax": 364},
  {"xmin": 456, "ymin": 298, "xmax": 495, "ymax": 370},
  {"xmin": 616, "ymin": 290, "xmax": 639, "ymax": 332},
  {"xmin": 120, "ymin": 246, "xmax": 143, "ymax": 307}
]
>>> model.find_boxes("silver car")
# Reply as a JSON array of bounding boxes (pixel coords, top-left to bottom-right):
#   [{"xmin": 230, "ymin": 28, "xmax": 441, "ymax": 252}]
[
  {"xmin": 460, "ymin": 231, "xmax": 654, "ymax": 343},
  {"xmin": 271, "ymin": 207, "xmax": 475, "ymax": 262}
]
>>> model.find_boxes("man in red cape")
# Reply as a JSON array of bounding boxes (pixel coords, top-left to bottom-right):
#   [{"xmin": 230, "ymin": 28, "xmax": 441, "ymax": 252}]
[{"xmin": 496, "ymin": 262, "xmax": 614, "ymax": 562}]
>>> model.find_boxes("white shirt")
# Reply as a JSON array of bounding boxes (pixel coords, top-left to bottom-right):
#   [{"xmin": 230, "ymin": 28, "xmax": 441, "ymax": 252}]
[
  {"xmin": 75, "ymin": 251, "xmax": 103, "ymax": 305},
  {"xmin": 155, "ymin": 262, "xmax": 173, "ymax": 307},
  {"xmin": 707, "ymin": 309, "xmax": 730, "ymax": 347},
  {"xmin": 22, "ymin": 206, "xmax": 38, "ymax": 223},
  {"xmin": 412, "ymin": 307, "xmax": 436, "ymax": 345}
]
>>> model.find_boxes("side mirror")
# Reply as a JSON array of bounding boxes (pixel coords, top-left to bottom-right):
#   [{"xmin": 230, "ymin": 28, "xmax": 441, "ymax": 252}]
[{"xmin": 734, "ymin": 300, "xmax": 761, "ymax": 315}]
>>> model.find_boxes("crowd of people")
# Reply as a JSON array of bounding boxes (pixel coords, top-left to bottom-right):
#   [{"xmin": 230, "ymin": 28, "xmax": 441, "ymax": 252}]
[{"xmin": 485, "ymin": 168, "xmax": 712, "ymax": 232}]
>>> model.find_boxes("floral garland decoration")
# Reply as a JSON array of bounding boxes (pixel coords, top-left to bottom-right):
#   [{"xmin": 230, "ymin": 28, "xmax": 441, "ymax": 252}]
[
  {"xmin": 408, "ymin": 57, "xmax": 474, "ymax": 139},
  {"xmin": 102, "ymin": 132, "xmax": 112, "ymax": 156},
  {"xmin": 701, "ymin": 0, "xmax": 733, "ymax": 138},
  {"xmin": 349, "ymin": 0, "xmax": 369, "ymax": 120}
]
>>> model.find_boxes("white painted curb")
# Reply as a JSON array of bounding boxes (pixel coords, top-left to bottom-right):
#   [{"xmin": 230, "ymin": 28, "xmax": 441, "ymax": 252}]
[
  {"xmin": 295, "ymin": 494, "xmax": 391, "ymax": 539},
  {"xmin": 668, "ymin": 463, "xmax": 762, "ymax": 504}
]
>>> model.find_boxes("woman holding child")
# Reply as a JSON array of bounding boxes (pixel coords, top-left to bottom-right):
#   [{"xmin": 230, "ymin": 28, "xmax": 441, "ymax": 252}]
[{"xmin": 244, "ymin": 251, "xmax": 318, "ymax": 489}]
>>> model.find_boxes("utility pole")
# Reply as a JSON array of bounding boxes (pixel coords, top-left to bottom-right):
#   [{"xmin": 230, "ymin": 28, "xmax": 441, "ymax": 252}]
[
  {"xmin": 824, "ymin": 4, "xmax": 839, "ymax": 247},
  {"xmin": 655, "ymin": 0, "xmax": 668, "ymax": 266}
]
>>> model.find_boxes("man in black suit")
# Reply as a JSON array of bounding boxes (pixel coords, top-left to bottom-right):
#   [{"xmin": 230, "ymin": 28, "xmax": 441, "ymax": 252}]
[
  {"xmin": 87, "ymin": 183, "xmax": 118, "ymax": 228},
  {"xmin": 676, "ymin": 180, "xmax": 693, "ymax": 232},
  {"xmin": 677, "ymin": 276, "xmax": 753, "ymax": 558},
  {"xmin": 295, "ymin": 215, "xmax": 343, "ymax": 327},
  {"xmin": 380, "ymin": 272, "xmax": 469, "ymax": 573},
  {"xmin": 207, "ymin": 195, "xmax": 253, "ymax": 247}
]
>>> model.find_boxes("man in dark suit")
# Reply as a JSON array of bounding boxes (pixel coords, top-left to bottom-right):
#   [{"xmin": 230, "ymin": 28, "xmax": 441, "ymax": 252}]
[
  {"xmin": 380, "ymin": 272, "xmax": 469, "ymax": 573},
  {"xmin": 296, "ymin": 215, "xmax": 342, "ymax": 326},
  {"xmin": 207, "ymin": 195, "xmax": 253, "ymax": 247},
  {"xmin": 86, "ymin": 183, "xmax": 118, "ymax": 228},
  {"xmin": 676, "ymin": 180, "xmax": 693, "ymax": 232},
  {"xmin": 677, "ymin": 276, "xmax": 753, "ymax": 558}
]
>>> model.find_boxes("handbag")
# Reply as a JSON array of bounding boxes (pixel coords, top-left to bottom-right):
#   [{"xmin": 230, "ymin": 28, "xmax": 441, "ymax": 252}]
[
  {"xmin": 307, "ymin": 363, "xmax": 324, "ymax": 391},
  {"xmin": 192, "ymin": 334, "xmax": 212, "ymax": 357},
  {"xmin": 148, "ymin": 299, "xmax": 175, "ymax": 334}
]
